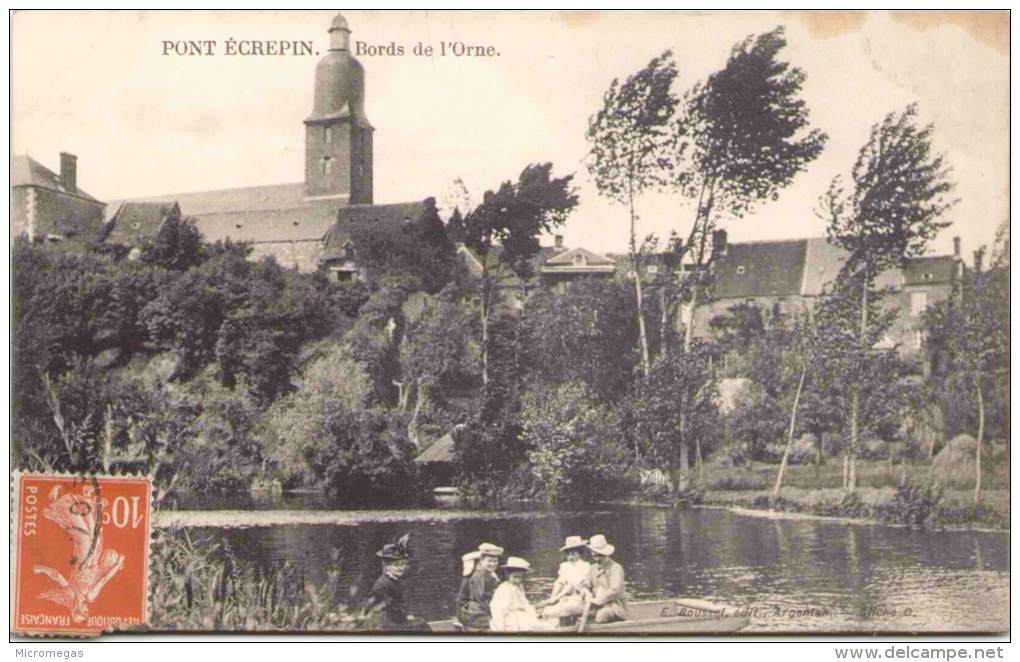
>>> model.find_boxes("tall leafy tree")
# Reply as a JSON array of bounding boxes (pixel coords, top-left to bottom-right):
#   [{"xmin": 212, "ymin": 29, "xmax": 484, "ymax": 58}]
[
  {"xmin": 670, "ymin": 27, "xmax": 827, "ymax": 349},
  {"xmin": 586, "ymin": 50, "xmax": 677, "ymax": 377},
  {"xmin": 462, "ymin": 163, "xmax": 578, "ymax": 385},
  {"xmin": 140, "ymin": 214, "xmax": 205, "ymax": 271},
  {"xmin": 630, "ymin": 342, "xmax": 720, "ymax": 493},
  {"xmin": 810, "ymin": 272, "xmax": 912, "ymax": 490},
  {"xmin": 820, "ymin": 103, "xmax": 957, "ymax": 490},
  {"xmin": 446, "ymin": 207, "xmax": 467, "ymax": 244},
  {"xmin": 922, "ymin": 260, "xmax": 1008, "ymax": 503}
]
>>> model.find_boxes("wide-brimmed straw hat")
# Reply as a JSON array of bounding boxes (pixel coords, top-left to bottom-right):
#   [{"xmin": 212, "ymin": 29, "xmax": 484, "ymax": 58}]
[
  {"xmin": 587, "ymin": 534, "xmax": 615, "ymax": 556},
  {"xmin": 377, "ymin": 533, "xmax": 412, "ymax": 560},
  {"xmin": 560, "ymin": 536, "xmax": 588, "ymax": 552},
  {"xmin": 500, "ymin": 557, "xmax": 531, "ymax": 572},
  {"xmin": 478, "ymin": 542, "xmax": 504, "ymax": 557}
]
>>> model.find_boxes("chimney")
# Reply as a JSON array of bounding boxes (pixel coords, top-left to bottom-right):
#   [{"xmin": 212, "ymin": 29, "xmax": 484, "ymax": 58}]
[
  {"xmin": 712, "ymin": 229, "xmax": 728, "ymax": 256},
  {"xmin": 554, "ymin": 234, "xmax": 564, "ymax": 249},
  {"xmin": 953, "ymin": 236, "xmax": 961, "ymax": 258},
  {"xmin": 973, "ymin": 248, "xmax": 984, "ymax": 274},
  {"xmin": 59, "ymin": 152, "xmax": 77, "ymax": 193}
]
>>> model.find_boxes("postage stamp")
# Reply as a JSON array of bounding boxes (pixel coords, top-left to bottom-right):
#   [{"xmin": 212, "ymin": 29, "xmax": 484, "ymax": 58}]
[{"xmin": 11, "ymin": 472, "xmax": 153, "ymax": 636}]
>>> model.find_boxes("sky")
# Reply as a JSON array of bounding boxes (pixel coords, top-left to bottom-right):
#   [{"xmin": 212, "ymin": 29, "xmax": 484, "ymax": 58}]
[{"xmin": 11, "ymin": 10, "xmax": 1009, "ymax": 260}]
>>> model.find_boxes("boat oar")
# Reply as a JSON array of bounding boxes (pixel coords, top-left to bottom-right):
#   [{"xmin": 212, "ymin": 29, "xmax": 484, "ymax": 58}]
[{"xmin": 577, "ymin": 595, "xmax": 593, "ymax": 633}]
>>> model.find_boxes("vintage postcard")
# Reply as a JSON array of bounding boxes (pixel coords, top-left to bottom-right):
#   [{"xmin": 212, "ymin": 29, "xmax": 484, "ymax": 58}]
[{"xmin": 9, "ymin": 9, "xmax": 1008, "ymax": 641}]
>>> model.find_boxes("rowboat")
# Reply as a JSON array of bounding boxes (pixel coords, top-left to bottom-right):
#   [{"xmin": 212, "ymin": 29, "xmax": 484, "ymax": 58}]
[{"xmin": 428, "ymin": 598, "xmax": 750, "ymax": 634}]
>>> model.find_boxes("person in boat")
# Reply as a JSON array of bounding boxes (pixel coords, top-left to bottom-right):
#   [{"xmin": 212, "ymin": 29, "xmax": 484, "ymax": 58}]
[
  {"xmin": 489, "ymin": 557, "xmax": 556, "ymax": 632},
  {"xmin": 455, "ymin": 542, "xmax": 503, "ymax": 631},
  {"xmin": 536, "ymin": 536, "xmax": 592, "ymax": 622},
  {"xmin": 363, "ymin": 533, "xmax": 431, "ymax": 632},
  {"xmin": 587, "ymin": 534, "xmax": 629, "ymax": 624}
]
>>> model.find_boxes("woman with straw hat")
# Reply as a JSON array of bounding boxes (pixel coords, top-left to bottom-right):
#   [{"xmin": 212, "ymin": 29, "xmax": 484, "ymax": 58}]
[
  {"xmin": 489, "ymin": 557, "xmax": 554, "ymax": 632},
  {"xmin": 537, "ymin": 536, "xmax": 592, "ymax": 622},
  {"xmin": 455, "ymin": 542, "xmax": 503, "ymax": 631}
]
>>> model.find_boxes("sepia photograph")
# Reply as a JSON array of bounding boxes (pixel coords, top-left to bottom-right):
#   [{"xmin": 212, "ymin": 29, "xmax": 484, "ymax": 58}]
[{"xmin": 9, "ymin": 9, "xmax": 1010, "ymax": 642}]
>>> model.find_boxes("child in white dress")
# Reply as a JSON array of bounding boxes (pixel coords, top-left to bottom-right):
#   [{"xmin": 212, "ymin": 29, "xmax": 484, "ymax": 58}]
[{"xmin": 489, "ymin": 557, "xmax": 555, "ymax": 632}]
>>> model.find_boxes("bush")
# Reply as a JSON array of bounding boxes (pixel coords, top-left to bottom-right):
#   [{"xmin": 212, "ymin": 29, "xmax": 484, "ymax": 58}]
[
  {"xmin": 875, "ymin": 480, "xmax": 945, "ymax": 529},
  {"xmin": 520, "ymin": 381, "xmax": 630, "ymax": 505},
  {"xmin": 260, "ymin": 344, "xmax": 372, "ymax": 489}
]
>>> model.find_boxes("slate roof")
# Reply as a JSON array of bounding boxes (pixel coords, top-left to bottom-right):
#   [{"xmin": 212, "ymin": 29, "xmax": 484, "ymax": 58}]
[
  {"xmin": 903, "ymin": 256, "xmax": 958, "ymax": 286},
  {"xmin": 105, "ymin": 201, "xmax": 181, "ymax": 245},
  {"xmin": 543, "ymin": 246, "xmax": 615, "ymax": 268},
  {"xmin": 800, "ymin": 237, "xmax": 848, "ymax": 296},
  {"xmin": 194, "ymin": 206, "xmax": 339, "ymax": 244},
  {"xmin": 321, "ymin": 201, "xmax": 426, "ymax": 261},
  {"xmin": 716, "ymin": 236, "xmax": 958, "ymax": 299},
  {"xmin": 459, "ymin": 244, "xmax": 566, "ymax": 285},
  {"xmin": 11, "ymin": 155, "xmax": 102, "ymax": 202},
  {"xmin": 712, "ymin": 240, "xmax": 808, "ymax": 299},
  {"xmin": 112, "ymin": 182, "xmax": 311, "ymax": 217}
]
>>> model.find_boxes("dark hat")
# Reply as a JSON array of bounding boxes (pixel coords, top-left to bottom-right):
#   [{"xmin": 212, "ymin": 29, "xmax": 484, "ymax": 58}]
[{"xmin": 376, "ymin": 533, "xmax": 412, "ymax": 560}]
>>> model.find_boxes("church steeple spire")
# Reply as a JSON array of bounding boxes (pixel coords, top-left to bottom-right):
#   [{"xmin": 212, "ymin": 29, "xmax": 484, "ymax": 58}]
[
  {"xmin": 304, "ymin": 12, "xmax": 373, "ymax": 203},
  {"xmin": 329, "ymin": 13, "xmax": 351, "ymax": 51}
]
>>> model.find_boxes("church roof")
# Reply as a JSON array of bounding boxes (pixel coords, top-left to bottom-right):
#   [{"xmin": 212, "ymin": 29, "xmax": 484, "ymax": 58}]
[
  {"xmin": 109, "ymin": 183, "xmax": 349, "ymax": 246},
  {"xmin": 111, "ymin": 182, "xmax": 311, "ymax": 217},
  {"xmin": 193, "ymin": 206, "xmax": 339, "ymax": 244},
  {"xmin": 11, "ymin": 155, "xmax": 101, "ymax": 203}
]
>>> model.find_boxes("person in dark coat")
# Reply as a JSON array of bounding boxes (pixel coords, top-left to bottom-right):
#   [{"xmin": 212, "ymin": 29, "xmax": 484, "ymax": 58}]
[
  {"xmin": 364, "ymin": 533, "xmax": 431, "ymax": 632},
  {"xmin": 455, "ymin": 542, "xmax": 503, "ymax": 631}
]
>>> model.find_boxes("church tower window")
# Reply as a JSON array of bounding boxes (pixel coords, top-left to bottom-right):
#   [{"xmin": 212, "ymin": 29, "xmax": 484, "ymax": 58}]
[
  {"xmin": 322, "ymin": 157, "xmax": 333, "ymax": 175},
  {"xmin": 324, "ymin": 126, "xmax": 333, "ymax": 144}
]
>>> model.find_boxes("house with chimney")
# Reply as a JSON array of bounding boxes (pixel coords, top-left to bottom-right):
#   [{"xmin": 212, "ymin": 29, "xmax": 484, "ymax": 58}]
[
  {"xmin": 694, "ymin": 231, "xmax": 964, "ymax": 354},
  {"xmin": 539, "ymin": 237, "xmax": 617, "ymax": 293},
  {"xmin": 11, "ymin": 152, "xmax": 106, "ymax": 244}
]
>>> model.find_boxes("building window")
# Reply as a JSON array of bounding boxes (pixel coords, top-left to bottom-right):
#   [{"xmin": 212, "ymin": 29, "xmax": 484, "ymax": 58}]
[
  {"xmin": 322, "ymin": 157, "xmax": 333, "ymax": 175},
  {"xmin": 647, "ymin": 265, "xmax": 659, "ymax": 275},
  {"xmin": 325, "ymin": 126, "xmax": 333, "ymax": 144},
  {"xmin": 736, "ymin": 265, "xmax": 746, "ymax": 275},
  {"xmin": 914, "ymin": 330, "xmax": 924, "ymax": 350},
  {"xmin": 910, "ymin": 291, "xmax": 928, "ymax": 316}
]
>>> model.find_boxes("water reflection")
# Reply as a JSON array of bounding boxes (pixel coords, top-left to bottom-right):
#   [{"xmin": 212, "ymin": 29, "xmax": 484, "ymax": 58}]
[{"xmin": 178, "ymin": 504, "xmax": 1008, "ymax": 633}]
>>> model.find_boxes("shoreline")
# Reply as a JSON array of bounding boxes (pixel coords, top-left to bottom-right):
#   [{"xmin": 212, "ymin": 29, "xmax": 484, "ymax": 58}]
[{"xmin": 615, "ymin": 487, "xmax": 1009, "ymax": 533}]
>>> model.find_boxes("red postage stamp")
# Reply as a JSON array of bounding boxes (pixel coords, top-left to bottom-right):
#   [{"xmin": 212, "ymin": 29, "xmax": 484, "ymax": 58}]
[{"xmin": 11, "ymin": 472, "xmax": 153, "ymax": 636}]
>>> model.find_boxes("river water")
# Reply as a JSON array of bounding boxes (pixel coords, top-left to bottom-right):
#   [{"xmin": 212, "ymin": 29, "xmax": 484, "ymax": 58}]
[{"xmin": 159, "ymin": 499, "xmax": 1009, "ymax": 633}]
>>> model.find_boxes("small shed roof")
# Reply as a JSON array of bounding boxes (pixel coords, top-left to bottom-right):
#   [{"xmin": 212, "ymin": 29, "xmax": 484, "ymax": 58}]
[{"xmin": 414, "ymin": 433, "xmax": 455, "ymax": 464}]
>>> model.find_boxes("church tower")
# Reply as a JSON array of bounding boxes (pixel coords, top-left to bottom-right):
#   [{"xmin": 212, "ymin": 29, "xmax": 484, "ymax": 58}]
[{"xmin": 304, "ymin": 13, "xmax": 373, "ymax": 203}]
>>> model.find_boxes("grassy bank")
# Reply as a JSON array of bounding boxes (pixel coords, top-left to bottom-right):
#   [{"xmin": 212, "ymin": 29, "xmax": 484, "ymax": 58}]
[
  {"xmin": 640, "ymin": 460, "xmax": 1009, "ymax": 531},
  {"xmin": 701, "ymin": 487, "xmax": 1009, "ymax": 530}
]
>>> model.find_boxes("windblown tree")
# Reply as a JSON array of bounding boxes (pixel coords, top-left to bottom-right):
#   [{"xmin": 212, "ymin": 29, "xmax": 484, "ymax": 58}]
[
  {"xmin": 631, "ymin": 341, "xmax": 719, "ymax": 493},
  {"xmin": 922, "ymin": 254, "xmax": 1009, "ymax": 504},
  {"xmin": 820, "ymin": 103, "xmax": 957, "ymax": 491},
  {"xmin": 670, "ymin": 26, "xmax": 828, "ymax": 349},
  {"xmin": 462, "ymin": 163, "xmax": 578, "ymax": 385},
  {"xmin": 586, "ymin": 50, "xmax": 678, "ymax": 378},
  {"xmin": 810, "ymin": 273, "xmax": 911, "ymax": 491}
]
